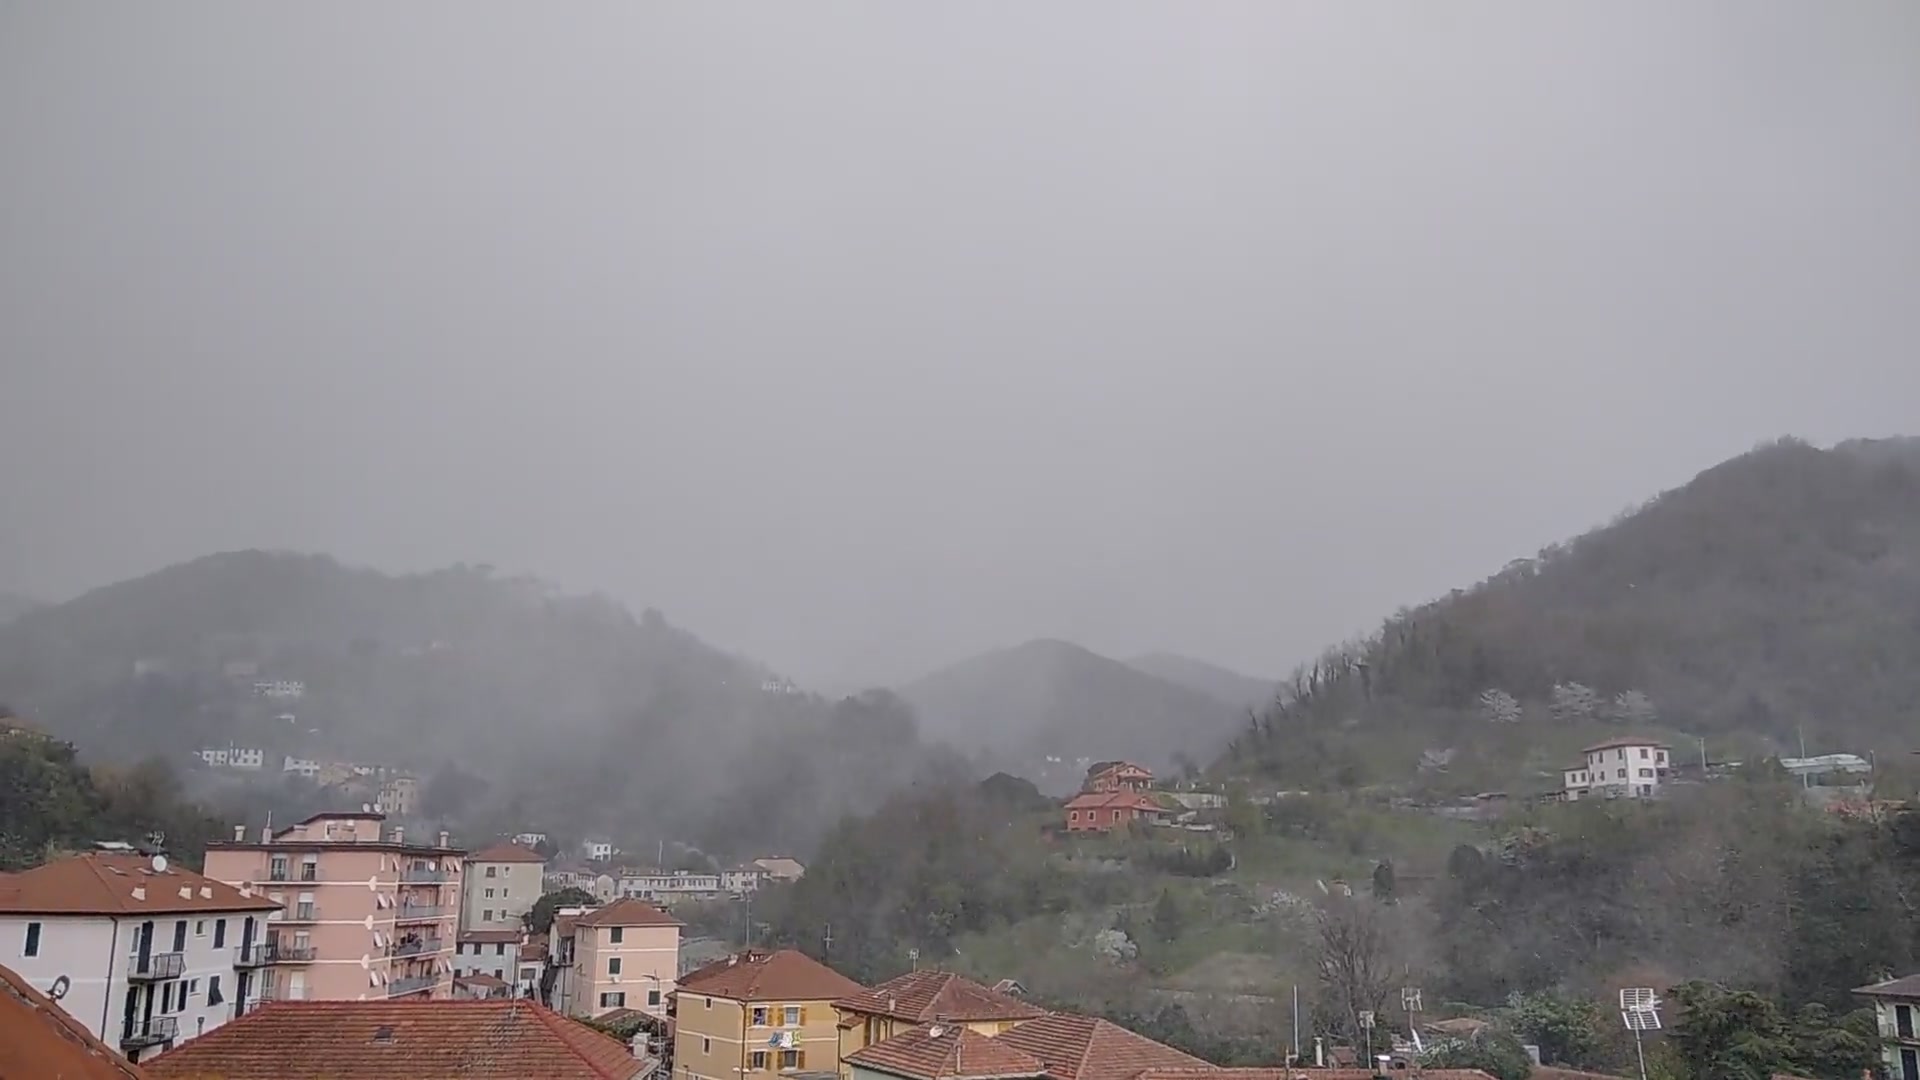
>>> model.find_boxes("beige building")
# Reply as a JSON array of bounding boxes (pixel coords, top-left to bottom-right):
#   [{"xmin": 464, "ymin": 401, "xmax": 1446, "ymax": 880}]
[
  {"xmin": 673, "ymin": 949, "xmax": 864, "ymax": 1080},
  {"xmin": 834, "ymin": 970, "xmax": 1046, "ymax": 1076},
  {"xmin": 562, "ymin": 898, "xmax": 681, "ymax": 1019},
  {"xmin": 202, "ymin": 811, "xmax": 464, "ymax": 1003},
  {"xmin": 461, "ymin": 840, "xmax": 546, "ymax": 932}
]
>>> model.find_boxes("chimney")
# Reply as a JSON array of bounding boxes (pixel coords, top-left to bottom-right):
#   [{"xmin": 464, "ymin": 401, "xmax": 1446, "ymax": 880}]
[
  {"xmin": 438, "ymin": 830, "xmax": 449, "ymax": 848},
  {"xmin": 260, "ymin": 825, "xmax": 271, "ymax": 843},
  {"xmin": 233, "ymin": 825, "xmax": 246, "ymax": 842},
  {"xmin": 393, "ymin": 827, "xmax": 405, "ymax": 845},
  {"xmin": 178, "ymin": 886, "xmax": 191, "ymax": 900}
]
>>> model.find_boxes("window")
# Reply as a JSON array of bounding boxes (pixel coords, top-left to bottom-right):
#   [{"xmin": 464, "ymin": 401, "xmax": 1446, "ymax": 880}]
[
  {"xmin": 209, "ymin": 976, "xmax": 223, "ymax": 1006},
  {"xmin": 496, "ymin": 943, "xmax": 506, "ymax": 955},
  {"xmin": 269, "ymin": 855, "xmax": 289, "ymax": 880},
  {"xmin": 483, "ymin": 910, "xmax": 493, "ymax": 922},
  {"xmin": 780, "ymin": 1050, "xmax": 800, "ymax": 1070},
  {"xmin": 703, "ymin": 1037, "xmax": 712, "ymax": 1054},
  {"xmin": 601, "ymin": 991, "xmax": 627, "ymax": 1008},
  {"xmin": 705, "ymin": 997, "xmax": 712, "ymax": 1009},
  {"xmin": 751, "ymin": 1051, "xmax": 769, "ymax": 1070},
  {"xmin": 1898, "ymin": 1004, "xmax": 1914, "ymax": 1039},
  {"xmin": 22, "ymin": 923, "xmax": 40, "ymax": 957},
  {"xmin": 1617, "ymin": 768, "xmax": 1626, "ymax": 779},
  {"xmin": 752, "ymin": 1006, "xmax": 769, "ymax": 1026},
  {"xmin": 494, "ymin": 968, "xmax": 503, "ymax": 979},
  {"xmin": 213, "ymin": 919, "xmax": 226, "ymax": 948},
  {"xmin": 610, "ymin": 927, "xmax": 624, "ymax": 944},
  {"xmin": 173, "ymin": 920, "xmax": 188, "ymax": 952},
  {"xmin": 1069, "ymin": 810, "xmax": 1078, "ymax": 822},
  {"xmin": 486, "ymin": 866, "xmax": 497, "ymax": 878},
  {"xmin": 161, "ymin": 983, "xmax": 172, "ymax": 1013},
  {"xmin": 783, "ymin": 1005, "xmax": 801, "ymax": 1026},
  {"xmin": 1639, "ymin": 768, "xmax": 1653, "ymax": 778},
  {"xmin": 300, "ymin": 856, "xmax": 318, "ymax": 881},
  {"xmin": 195, "ymin": 920, "xmax": 206, "ymax": 937},
  {"xmin": 1639, "ymin": 747, "xmax": 1649, "ymax": 758},
  {"xmin": 648, "ymin": 988, "xmax": 662, "ymax": 1006},
  {"xmin": 485, "ymin": 888, "xmax": 495, "ymax": 899},
  {"xmin": 609, "ymin": 957, "xmax": 622, "ymax": 976},
  {"xmin": 1111, "ymin": 810, "xmax": 1120, "ymax": 822},
  {"xmin": 189, "ymin": 978, "xmax": 200, "ymax": 996},
  {"xmin": 1616, "ymin": 749, "xmax": 1625, "ymax": 760}
]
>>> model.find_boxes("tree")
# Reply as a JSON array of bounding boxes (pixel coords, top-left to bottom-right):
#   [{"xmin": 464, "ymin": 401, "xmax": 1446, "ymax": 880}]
[
  {"xmin": 1668, "ymin": 981, "xmax": 1793, "ymax": 1080},
  {"xmin": 1371, "ymin": 860, "xmax": 1397, "ymax": 903},
  {"xmin": 1479, "ymin": 688, "xmax": 1522, "ymax": 724},
  {"xmin": 1314, "ymin": 897, "xmax": 1400, "ymax": 1043},
  {"xmin": 1421, "ymin": 1030, "xmax": 1534, "ymax": 1080},
  {"xmin": 1611, "ymin": 690, "xmax": 1658, "ymax": 726},
  {"xmin": 1506, "ymin": 991, "xmax": 1604, "ymax": 1067},
  {"xmin": 1550, "ymin": 683, "xmax": 1599, "ymax": 723},
  {"xmin": 1151, "ymin": 889, "xmax": 1186, "ymax": 942},
  {"xmin": 528, "ymin": 887, "xmax": 597, "ymax": 935}
]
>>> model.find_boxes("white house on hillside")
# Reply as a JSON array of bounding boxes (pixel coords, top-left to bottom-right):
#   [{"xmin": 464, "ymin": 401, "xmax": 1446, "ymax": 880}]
[{"xmin": 1563, "ymin": 737, "xmax": 1671, "ymax": 800}]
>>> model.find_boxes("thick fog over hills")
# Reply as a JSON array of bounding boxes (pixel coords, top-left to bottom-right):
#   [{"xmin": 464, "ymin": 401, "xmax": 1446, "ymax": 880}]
[{"xmin": 4, "ymin": 3, "xmax": 1918, "ymax": 688}]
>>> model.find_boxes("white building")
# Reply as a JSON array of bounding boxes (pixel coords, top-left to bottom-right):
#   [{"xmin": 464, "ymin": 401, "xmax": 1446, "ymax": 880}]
[
  {"xmin": 228, "ymin": 748, "xmax": 264, "ymax": 770},
  {"xmin": 252, "ymin": 680, "xmax": 305, "ymax": 700},
  {"xmin": 0, "ymin": 848, "xmax": 283, "ymax": 1064},
  {"xmin": 512, "ymin": 832, "xmax": 548, "ymax": 848},
  {"xmin": 281, "ymin": 756, "xmax": 320, "ymax": 779},
  {"xmin": 461, "ymin": 841, "xmax": 547, "ymax": 932},
  {"xmin": 615, "ymin": 870, "xmax": 722, "ymax": 904},
  {"xmin": 1563, "ymin": 737, "xmax": 1671, "ymax": 800},
  {"xmin": 583, "ymin": 839, "xmax": 615, "ymax": 862},
  {"xmin": 1855, "ymin": 974, "xmax": 1920, "ymax": 1080},
  {"xmin": 195, "ymin": 748, "xmax": 230, "ymax": 767},
  {"xmin": 454, "ymin": 929, "xmax": 530, "ymax": 987}
]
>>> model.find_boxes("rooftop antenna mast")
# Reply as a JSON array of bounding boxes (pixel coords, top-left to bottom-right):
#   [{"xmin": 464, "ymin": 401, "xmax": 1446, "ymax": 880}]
[
  {"xmin": 1402, "ymin": 986, "xmax": 1424, "ymax": 1053},
  {"xmin": 1620, "ymin": 988, "xmax": 1661, "ymax": 1080}
]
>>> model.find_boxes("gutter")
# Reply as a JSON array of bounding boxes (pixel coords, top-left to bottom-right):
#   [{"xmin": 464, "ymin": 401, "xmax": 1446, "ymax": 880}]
[{"xmin": 102, "ymin": 918, "xmax": 121, "ymax": 1038}]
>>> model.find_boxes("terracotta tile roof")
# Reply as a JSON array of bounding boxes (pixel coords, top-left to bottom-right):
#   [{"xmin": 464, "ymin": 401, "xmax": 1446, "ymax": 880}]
[
  {"xmin": 144, "ymin": 999, "xmax": 647, "ymax": 1079},
  {"xmin": 0, "ymin": 853, "xmax": 283, "ymax": 917},
  {"xmin": 1580, "ymin": 738, "xmax": 1671, "ymax": 754},
  {"xmin": 575, "ymin": 898, "xmax": 683, "ymax": 928},
  {"xmin": 836, "ymin": 971, "xmax": 1046, "ymax": 1024},
  {"xmin": 0, "ymin": 961, "xmax": 150, "ymax": 1079},
  {"xmin": 994, "ymin": 1013, "xmax": 1204, "ymax": 1080},
  {"xmin": 1136, "ymin": 1071, "xmax": 1497, "ymax": 1080},
  {"xmin": 459, "ymin": 929, "xmax": 525, "ymax": 946},
  {"xmin": 523, "ymin": 940, "xmax": 550, "ymax": 962},
  {"xmin": 848, "ymin": 1022, "xmax": 1047, "ymax": 1080},
  {"xmin": 469, "ymin": 841, "xmax": 549, "ymax": 864},
  {"xmin": 1856, "ymin": 973, "xmax": 1920, "ymax": 997},
  {"xmin": 458, "ymin": 973, "xmax": 510, "ymax": 990},
  {"xmin": 677, "ymin": 949, "xmax": 864, "ymax": 1003},
  {"xmin": 1062, "ymin": 792, "xmax": 1163, "ymax": 812}
]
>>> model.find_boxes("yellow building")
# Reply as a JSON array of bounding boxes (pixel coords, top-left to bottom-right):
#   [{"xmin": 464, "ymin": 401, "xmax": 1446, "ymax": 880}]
[
  {"xmin": 833, "ymin": 971, "xmax": 1046, "ymax": 1078},
  {"xmin": 674, "ymin": 949, "xmax": 865, "ymax": 1080}
]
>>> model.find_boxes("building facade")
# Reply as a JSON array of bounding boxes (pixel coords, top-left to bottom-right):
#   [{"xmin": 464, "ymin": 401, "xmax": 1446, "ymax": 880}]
[
  {"xmin": 202, "ymin": 812, "xmax": 464, "ymax": 1003},
  {"xmin": 1857, "ymin": 974, "xmax": 1920, "ymax": 1080},
  {"xmin": 1563, "ymin": 738, "xmax": 1672, "ymax": 800},
  {"xmin": 0, "ymin": 849, "xmax": 282, "ymax": 1063},
  {"xmin": 1063, "ymin": 791, "xmax": 1164, "ymax": 832},
  {"xmin": 617, "ymin": 870, "xmax": 723, "ymax": 905},
  {"xmin": 834, "ymin": 970, "xmax": 1046, "ymax": 1078},
  {"xmin": 673, "ymin": 949, "xmax": 865, "ymax": 1080},
  {"xmin": 567, "ymin": 899, "xmax": 681, "ymax": 1019},
  {"xmin": 461, "ymin": 841, "xmax": 547, "ymax": 932},
  {"xmin": 1083, "ymin": 762, "xmax": 1153, "ymax": 793}
]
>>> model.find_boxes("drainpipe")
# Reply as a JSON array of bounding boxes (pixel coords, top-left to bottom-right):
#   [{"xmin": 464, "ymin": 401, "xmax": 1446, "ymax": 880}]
[{"xmin": 101, "ymin": 919, "xmax": 121, "ymax": 1039}]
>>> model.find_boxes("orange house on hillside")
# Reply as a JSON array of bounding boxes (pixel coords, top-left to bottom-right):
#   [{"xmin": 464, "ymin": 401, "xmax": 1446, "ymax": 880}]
[{"xmin": 1064, "ymin": 791, "xmax": 1164, "ymax": 832}]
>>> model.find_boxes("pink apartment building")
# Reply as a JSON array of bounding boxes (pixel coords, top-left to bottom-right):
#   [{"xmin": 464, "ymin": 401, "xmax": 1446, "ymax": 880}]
[{"xmin": 202, "ymin": 811, "xmax": 464, "ymax": 1006}]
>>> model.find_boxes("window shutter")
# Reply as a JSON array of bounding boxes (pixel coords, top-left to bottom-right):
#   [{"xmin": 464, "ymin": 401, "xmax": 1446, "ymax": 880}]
[
  {"xmin": 799, "ymin": 1005, "xmax": 808, "ymax": 1026},
  {"xmin": 798, "ymin": 1050, "xmax": 807, "ymax": 1070}
]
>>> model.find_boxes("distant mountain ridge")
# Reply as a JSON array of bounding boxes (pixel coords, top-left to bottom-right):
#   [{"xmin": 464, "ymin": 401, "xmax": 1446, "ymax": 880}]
[
  {"xmin": 896, "ymin": 638, "xmax": 1241, "ymax": 784},
  {"xmin": 1125, "ymin": 652, "xmax": 1275, "ymax": 711},
  {"xmin": 0, "ymin": 590, "xmax": 37, "ymax": 625}
]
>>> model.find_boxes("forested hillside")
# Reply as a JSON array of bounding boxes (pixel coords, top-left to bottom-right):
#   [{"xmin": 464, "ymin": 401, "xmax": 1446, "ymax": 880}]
[
  {"xmin": 1125, "ymin": 653, "xmax": 1276, "ymax": 711},
  {"xmin": 0, "ymin": 552, "xmax": 955, "ymax": 857},
  {"xmin": 898, "ymin": 639, "xmax": 1242, "ymax": 786},
  {"xmin": 1227, "ymin": 437, "xmax": 1920, "ymax": 786}
]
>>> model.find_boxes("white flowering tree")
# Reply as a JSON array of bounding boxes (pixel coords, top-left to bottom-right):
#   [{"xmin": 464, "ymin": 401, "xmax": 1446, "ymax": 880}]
[
  {"xmin": 1479, "ymin": 688, "xmax": 1522, "ymax": 724},
  {"xmin": 1550, "ymin": 682, "xmax": 1599, "ymax": 723}
]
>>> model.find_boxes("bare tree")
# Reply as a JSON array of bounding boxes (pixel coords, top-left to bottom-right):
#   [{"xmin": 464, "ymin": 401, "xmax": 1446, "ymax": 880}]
[{"xmin": 1315, "ymin": 896, "xmax": 1400, "ymax": 1043}]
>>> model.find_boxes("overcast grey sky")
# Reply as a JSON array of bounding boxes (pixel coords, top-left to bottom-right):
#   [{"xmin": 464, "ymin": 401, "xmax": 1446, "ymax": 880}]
[{"xmin": 3, "ymin": 3, "xmax": 1917, "ymax": 688}]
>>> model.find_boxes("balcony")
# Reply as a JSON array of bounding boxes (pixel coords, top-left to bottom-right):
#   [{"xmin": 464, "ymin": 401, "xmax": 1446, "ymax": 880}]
[
  {"xmin": 267, "ymin": 865, "xmax": 290, "ymax": 882},
  {"xmin": 121, "ymin": 1015, "xmax": 178, "ymax": 1052},
  {"xmin": 127, "ymin": 952, "xmax": 185, "ymax": 982},
  {"xmin": 390, "ymin": 937, "xmax": 443, "ymax": 958},
  {"xmin": 395, "ymin": 905, "xmax": 447, "ymax": 922},
  {"xmin": 387, "ymin": 974, "xmax": 436, "ymax": 996},
  {"xmin": 401, "ymin": 867, "xmax": 448, "ymax": 884},
  {"xmin": 273, "ymin": 904, "xmax": 319, "ymax": 923},
  {"xmin": 256, "ymin": 983, "xmax": 310, "ymax": 1002},
  {"xmin": 234, "ymin": 942, "xmax": 315, "ymax": 967}
]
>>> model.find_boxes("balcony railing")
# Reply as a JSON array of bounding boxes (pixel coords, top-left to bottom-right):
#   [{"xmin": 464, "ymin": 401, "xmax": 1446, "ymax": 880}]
[
  {"xmin": 388, "ymin": 974, "xmax": 436, "ymax": 996},
  {"xmin": 390, "ymin": 937, "xmax": 443, "ymax": 958},
  {"xmin": 234, "ymin": 941, "xmax": 315, "ymax": 967},
  {"xmin": 267, "ymin": 866, "xmax": 290, "ymax": 882},
  {"xmin": 274, "ymin": 904, "xmax": 319, "ymax": 923},
  {"xmin": 121, "ymin": 1015, "xmax": 178, "ymax": 1051},
  {"xmin": 395, "ymin": 905, "xmax": 446, "ymax": 922},
  {"xmin": 256, "ymin": 983, "xmax": 310, "ymax": 1002},
  {"xmin": 127, "ymin": 952, "xmax": 185, "ymax": 981},
  {"xmin": 401, "ymin": 867, "xmax": 448, "ymax": 884}
]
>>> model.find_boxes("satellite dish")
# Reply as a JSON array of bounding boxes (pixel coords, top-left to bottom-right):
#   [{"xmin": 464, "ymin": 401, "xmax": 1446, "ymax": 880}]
[
  {"xmin": 48, "ymin": 975, "xmax": 70, "ymax": 1001},
  {"xmin": 151, "ymin": 855, "xmax": 169, "ymax": 873}
]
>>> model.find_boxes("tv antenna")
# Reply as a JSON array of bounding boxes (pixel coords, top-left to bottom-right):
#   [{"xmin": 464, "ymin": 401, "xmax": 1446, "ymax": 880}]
[
  {"xmin": 1619, "ymin": 988, "xmax": 1661, "ymax": 1080},
  {"xmin": 1401, "ymin": 987, "xmax": 1424, "ymax": 1051},
  {"xmin": 907, "ymin": 947, "xmax": 920, "ymax": 970}
]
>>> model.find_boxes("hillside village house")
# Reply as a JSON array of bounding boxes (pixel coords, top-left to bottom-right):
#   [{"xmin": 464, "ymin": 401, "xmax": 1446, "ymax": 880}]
[
  {"xmin": 835, "ymin": 970, "xmax": 1046, "ymax": 1077},
  {"xmin": 620, "ymin": 869, "xmax": 724, "ymax": 904},
  {"xmin": 1856, "ymin": 974, "xmax": 1920, "ymax": 1080},
  {"xmin": 673, "ymin": 948, "xmax": 865, "ymax": 1080},
  {"xmin": 1562, "ymin": 738, "xmax": 1672, "ymax": 800},
  {"xmin": 562, "ymin": 898, "xmax": 682, "ymax": 1018},
  {"xmin": 752, "ymin": 857, "xmax": 806, "ymax": 882},
  {"xmin": 1064, "ymin": 791, "xmax": 1166, "ymax": 833},
  {"xmin": 1084, "ymin": 761, "xmax": 1153, "ymax": 793},
  {"xmin": 202, "ymin": 812, "xmax": 464, "ymax": 1003},
  {"xmin": 461, "ymin": 840, "xmax": 547, "ymax": 931},
  {"xmin": 0, "ymin": 847, "xmax": 281, "ymax": 1063}
]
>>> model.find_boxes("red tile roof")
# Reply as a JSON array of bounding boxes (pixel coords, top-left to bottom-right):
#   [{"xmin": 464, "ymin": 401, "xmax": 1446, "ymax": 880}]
[
  {"xmin": 1137, "ymin": 1071, "xmax": 1497, "ymax": 1080},
  {"xmin": 848, "ymin": 1023, "xmax": 1048, "ymax": 1080},
  {"xmin": 836, "ymin": 971, "xmax": 1046, "ymax": 1024},
  {"xmin": 469, "ymin": 841, "xmax": 549, "ymax": 864},
  {"xmin": 0, "ymin": 853, "xmax": 283, "ymax": 917},
  {"xmin": 574, "ymin": 898, "xmax": 682, "ymax": 928},
  {"xmin": 144, "ymin": 1000, "xmax": 647, "ymax": 1079},
  {"xmin": 0, "ymin": 962, "xmax": 150, "ymax": 1079},
  {"xmin": 994, "ymin": 1013, "xmax": 1204, "ymax": 1080},
  {"xmin": 677, "ymin": 949, "xmax": 864, "ymax": 1003},
  {"xmin": 1062, "ymin": 792, "xmax": 1163, "ymax": 813}
]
